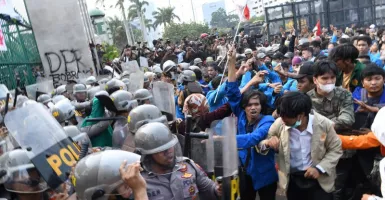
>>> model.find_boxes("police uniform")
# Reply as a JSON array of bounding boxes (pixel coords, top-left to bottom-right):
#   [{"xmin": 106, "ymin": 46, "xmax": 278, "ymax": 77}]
[
  {"xmin": 142, "ymin": 157, "xmax": 219, "ymax": 200},
  {"xmin": 71, "ymin": 100, "xmax": 91, "ymax": 126}
]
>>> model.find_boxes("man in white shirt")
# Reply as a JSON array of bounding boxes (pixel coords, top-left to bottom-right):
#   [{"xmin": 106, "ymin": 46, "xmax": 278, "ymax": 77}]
[{"xmin": 258, "ymin": 92, "xmax": 342, "ymax": 200}]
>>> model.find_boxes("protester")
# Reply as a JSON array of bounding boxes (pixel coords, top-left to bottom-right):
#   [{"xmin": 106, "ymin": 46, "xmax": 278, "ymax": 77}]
[
  {"xmin": 226, "ymin": 45, "xmax": 278, "ymax": 200},
  {"xmin": 260, "ymin": 92, "xmax": 342, "ymax": 200}
]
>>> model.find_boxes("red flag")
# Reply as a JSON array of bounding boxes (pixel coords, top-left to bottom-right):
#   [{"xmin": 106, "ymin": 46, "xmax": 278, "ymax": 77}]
[
  {"xmin": 243, "ymin": 5, "xmax": 250, "ymax": 21},
  {"xmin": 314, "ymin": 20, "xmax": 321, "ymax": 36}
]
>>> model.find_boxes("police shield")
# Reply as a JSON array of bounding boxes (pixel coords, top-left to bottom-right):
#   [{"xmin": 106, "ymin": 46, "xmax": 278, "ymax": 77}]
[
  {"xmin": 219, "ymin": 116, "xmax": 240, "ymax": 200},
  {"xmin": 128, "ymin": 70, "xmax": 144, "ymax": 93},
  {"xmin": 151, "ymin": 82, "xmax": 176, "ymax": 120},
  {"xmin": 26, "ymin": 80, "xmax": 54, "ymax": 101},
  {"xmin": 4, "ymin": 103, "xmax": 80, "ymax": 190},
  {"xmin": 0, "ymin": 84, "xmax": 10, "ymax": 101}
]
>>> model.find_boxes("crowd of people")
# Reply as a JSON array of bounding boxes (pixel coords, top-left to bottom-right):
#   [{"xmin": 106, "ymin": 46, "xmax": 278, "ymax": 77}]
[{"xmin": 0, "ymin": 22, "xmax": 385, "ymax": 200}]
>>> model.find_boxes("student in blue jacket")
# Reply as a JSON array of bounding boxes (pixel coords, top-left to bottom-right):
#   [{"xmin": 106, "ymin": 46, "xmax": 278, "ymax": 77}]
[{"xmin": 225, "ymin": 45, "xmax": 278, "ymax": 200}]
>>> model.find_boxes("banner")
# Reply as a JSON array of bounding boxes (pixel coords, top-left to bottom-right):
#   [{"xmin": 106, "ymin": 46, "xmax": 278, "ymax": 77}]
[{"xmin": 0, "ymin": 28, "xmax": 6, "ymax": 51}]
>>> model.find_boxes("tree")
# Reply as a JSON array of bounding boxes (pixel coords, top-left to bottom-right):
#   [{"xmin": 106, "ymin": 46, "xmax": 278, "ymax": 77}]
[
  {"xmin": 152, "ymin": 7, "xmax": 180, "ymax": 29},
  {"xmin": 96, "ymin": 0, "xmax": 134, "ymax": 45},
  {"xmin": 210, "ymin": 8, "xmax": 238, "ymax": 29},
  {"xmin": 127, "ymin": 0, "xmax": 149, "ymax": 20},
  {"xmin": 127, "ymin": 0, "xmax": 149, "ymax": 41},
  {"xmin": 144, "ymin": 19, "xmax": 154, "ymax": 31},
  {"xmin": 163, "ymin": 22, "xmax": 209, "ymax": 42},
  {"xmin": 107, "ymin": 16, "xmax": 127, "ymax": 49}
]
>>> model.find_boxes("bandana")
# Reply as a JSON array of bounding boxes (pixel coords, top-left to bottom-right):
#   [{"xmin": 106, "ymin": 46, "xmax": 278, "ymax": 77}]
[{"xmin": 182, "ymin": 94, "xmax": 209, "ymax": 117}]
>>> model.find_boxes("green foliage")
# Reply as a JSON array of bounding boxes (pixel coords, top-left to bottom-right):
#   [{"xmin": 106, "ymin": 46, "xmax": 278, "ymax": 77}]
[
  {"xmin": 107, "ymin": 16, "xmax": 127, "ymax": 49},
  {"xmin": 163, "ymin": 22, "xmax": 210, "ymax": 42},
  {"xmin": 102, "ymin": 43, "xmax": 120, "ymax": 63},
  {"xmin": 152, "ymin": 7, "xmax": 180, "ymax": 29},
  {"xmin": 127, "ymin": 0, "xmax": 149, "ymax": 20},
  {"xmin": 210, "ymin": 8, "xmax": 238, "ymax": 29}
]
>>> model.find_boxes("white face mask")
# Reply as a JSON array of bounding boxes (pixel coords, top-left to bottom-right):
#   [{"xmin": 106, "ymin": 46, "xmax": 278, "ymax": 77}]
[{"xmin": 318, "ymin": 83, "xmax": 335, "ymax": 93}]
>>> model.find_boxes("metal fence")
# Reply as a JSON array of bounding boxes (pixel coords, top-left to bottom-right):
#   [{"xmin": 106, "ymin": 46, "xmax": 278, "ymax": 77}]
[
  {"xmin": 265, "ymin": 0, "xmax": 385, "ymax": 40},
  {"xmin": 0, "ymin": 18, "xmax": 40, "ymax": 90}
]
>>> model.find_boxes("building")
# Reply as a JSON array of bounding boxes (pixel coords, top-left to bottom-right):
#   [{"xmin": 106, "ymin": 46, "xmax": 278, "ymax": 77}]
[
  {"xmin": 89, "ymin": 8, "xmax": 113, "ymax": 45},
  {"xmin": 252, "ymin": 0, "xmax": 291, "ymax": 16},
  {"xmin": 202, "ymin": 0, "xmax": 226, "ymax": 26}
]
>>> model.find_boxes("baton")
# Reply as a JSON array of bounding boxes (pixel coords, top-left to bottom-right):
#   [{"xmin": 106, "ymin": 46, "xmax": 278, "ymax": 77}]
[
  {"xmin": 13, "ymin": 78, "xmax": 20, "ymax": 108},
  {"xmin": 4, "ymin": 93, "xmax": 9, "ymax": 115},
  {"xmin": 189, "ymin": 133, "xmax": 209, "ymax": 139},
  {"xmin": 84, "ymin": 116, "xmax": 126, "ymax": 122},
  {"xmin": 183, "ymin": 115, "xmax": 192, "ymax": 157}
]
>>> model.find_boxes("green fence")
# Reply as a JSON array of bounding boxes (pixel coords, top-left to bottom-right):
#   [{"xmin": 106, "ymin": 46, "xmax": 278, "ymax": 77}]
[{"xmin": 0, "ymin": 18, "xmax": 41, "ymax": 90}]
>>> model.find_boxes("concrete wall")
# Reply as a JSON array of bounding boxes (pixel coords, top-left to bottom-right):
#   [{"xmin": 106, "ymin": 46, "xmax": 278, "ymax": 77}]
[{"xmin": 25, "ymin": 0, "xmax": 95, "ymax": 87}]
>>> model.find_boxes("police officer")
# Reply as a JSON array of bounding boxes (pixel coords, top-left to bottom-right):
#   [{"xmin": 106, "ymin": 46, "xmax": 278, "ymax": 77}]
[
  {"xmin": 121, "ymin": 78, "xmax": 130, "ymax": 90},
  {"xmin": 0, "ymin": 149, "xmax": 50, "ymax": 200},
  {"xmin": 72, "ymin": 84, "xmax": 91, "ymax": 125},
  {"xmin": 37, "ymin": 94, "xmax": 53, "ymax": 108},
  {"xmin": 122, "ymin": 105, "xmax": 169, "ymax": 152},
  {"xmin": 110, "ymin": 90, "xmax": 138, "ymax": 148},
  {"xmin": 105, "ymin": 79, "xmax": 127, "ymax": 94},
  {"xmin": 53, "ymin": 85, "xmax": 69, "ymax": 99},
  {"xmin": 73, "ymin": 149, "xmax": 145, "ymax": 200},
  {"xmin": 85, "ymin": 76, "xmax": 98, "ymax": 86},
  {"xmin": 133, "ymin": 89, "xmax": 153, "ymax": 106},
  {"xmin": 162, "ymin": 60, "xmax": 177, "ymax": 84},
  {"xmin": 63, "ymin": 125, "xmax": 92, "ymax": 148},
  {"xmin": 51, "ymin": 99, "xmax": 76, "ymax": 126},
  {"xmin": 135, "ymin": 122, "xmax": 222, "ymax": 200}
]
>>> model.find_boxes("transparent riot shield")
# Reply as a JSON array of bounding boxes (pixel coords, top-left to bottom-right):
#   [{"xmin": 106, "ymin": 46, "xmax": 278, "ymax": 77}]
[
  {"xmin": 151, "ymin": 82, "xmax": 176, "ymax": 120},
  {"xmin": 26, "ymin": 80, "xmax": 54, "ymax": 101},
  {"xmin": 104, "ymin": 65, "xmax": 121, "ymax": 79},
  {"xmin": 121, "ymin": 60, "xmax": 140, "ymax": 73},
  {"xmin": 218, "ymin": 116, "xmax": 240, "ymax": 200},
  {"xmin": 0, "ymin": 84, "xmax": 10, "ymax": 101},
  {"xmin": 128, "ymin": 71, "xmax": 144, "ymax": 93},
  {"xmin": 4, "ymin": 103, "xmax": 80, "ymax": 190}
]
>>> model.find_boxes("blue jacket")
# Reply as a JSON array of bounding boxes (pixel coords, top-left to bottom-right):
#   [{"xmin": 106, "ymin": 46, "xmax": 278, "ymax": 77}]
[
  {"xmin": 352, "ymin": 86, "xmax": 385, "ymax": 111},
  {"xmin": 226, "ymin": 81, "xmax": 278, "ymax": 190},
  {"xmin": 206, "ymin": 81, "xmax": 228, "ymax": 112},
  {"xmin": 239, "ymin": 65, "xmax": 281, "ymax": 89}
]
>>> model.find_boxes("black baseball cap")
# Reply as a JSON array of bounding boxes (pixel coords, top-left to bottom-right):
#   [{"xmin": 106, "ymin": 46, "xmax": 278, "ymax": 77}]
[{"xmin": 292, "ymin": 61, "xmax": 314, "ymax": 79}]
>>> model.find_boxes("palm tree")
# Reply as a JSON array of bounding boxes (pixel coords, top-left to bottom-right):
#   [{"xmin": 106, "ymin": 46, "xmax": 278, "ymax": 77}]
[
  {"xmin": 152, "ymin": 7, "xmax": 180, "ymax": 29},
  {"xmin": 107, "ymin": 16, "xmax": 127, "ymax": 48},
  {"xmin": 127, "ymin": 0, "xmax": 149, "ymax": 41},
  {"xmin": 144, "ymin": 19, "xmax": 154, "ymax": 31},
  {"xmin": 95, "ymin": 0, "xmax": 134, "ymax": 45},
  {"xmin": 127, "ymin": 0, "xmax": 149, "ymax": 21}
]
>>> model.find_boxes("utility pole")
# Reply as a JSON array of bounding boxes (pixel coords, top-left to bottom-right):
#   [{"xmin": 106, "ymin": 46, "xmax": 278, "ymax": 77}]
[{"xmin": 191, "ymin": 0, "xmax": 196, "ymax": 21}]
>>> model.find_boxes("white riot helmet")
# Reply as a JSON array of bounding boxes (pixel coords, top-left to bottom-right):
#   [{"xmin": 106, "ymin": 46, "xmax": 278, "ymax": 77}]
[
  {"xmin": 163, "ymin": 60, "xmax": 176, "ymax": 73},
  {"xmin": 110, "ymin": 90, "xmax": 138, "ymax": 112},
  {"xmin": 85, "ymin": 76, "xmax": 97, "ymax": 86},
  {"xmin": 73, "ymin": 150, "xmax": 140, "ymax": 200},
  {"xmin": 0, "ymin": 149, "xmax": 48, "ymax": 194}
]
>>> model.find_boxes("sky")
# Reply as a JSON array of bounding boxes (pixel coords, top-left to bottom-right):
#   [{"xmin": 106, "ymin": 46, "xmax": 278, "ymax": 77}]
[{"xmin": 12, "ymin": 0, "xmax": 239, "ymax": 23}]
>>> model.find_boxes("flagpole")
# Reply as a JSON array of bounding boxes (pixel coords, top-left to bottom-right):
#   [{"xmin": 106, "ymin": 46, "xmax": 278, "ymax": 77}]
[{"xmin": 214, "ymin": 2, "xmax": 247, "ymax": 103}]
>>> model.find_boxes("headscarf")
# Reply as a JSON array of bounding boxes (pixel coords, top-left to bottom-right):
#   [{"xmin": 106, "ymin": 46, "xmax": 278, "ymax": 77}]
[{"xmin": 182, "ymin": 94, "xmax": 209, "ymax": 117}]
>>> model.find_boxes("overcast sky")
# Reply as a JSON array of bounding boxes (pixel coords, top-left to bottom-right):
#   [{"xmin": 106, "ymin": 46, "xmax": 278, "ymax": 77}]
[{"xmin": 12, "ymin": 0, "xmax": 238, "ymax": 23}]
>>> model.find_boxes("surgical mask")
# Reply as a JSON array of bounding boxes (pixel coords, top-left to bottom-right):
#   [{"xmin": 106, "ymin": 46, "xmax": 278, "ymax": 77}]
[
  {"xmin": 319, "ymin": 83, "xmax": 335, "ymax": 93},
  {"xmin": 290, "ymin": 120, "xmax": 301, "ymax": 129},
  {"xmin": 272, "ymin": 61, "xmax": 278, "ymax": 68}
]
